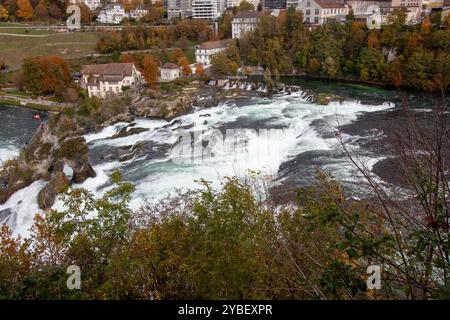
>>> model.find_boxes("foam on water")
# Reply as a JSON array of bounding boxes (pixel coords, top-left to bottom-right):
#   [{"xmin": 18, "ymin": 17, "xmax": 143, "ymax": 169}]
[
  {"xmin": 84, "ymin": 122, "xmax": 129, "ymax": 143},
  {"xmin": 0, "ymin": 180, "xmax": 46, "ymax": 236},
  {"xmin": 80, "ymin": 92, "xmax": 394, "ymax": 208},
  {"xmin": 0, "ymin": 144, "xmax": 20, "ymax": 163},
  {"xmin": 2, "ymin": 91, "xmax": 395, "ymax": 236}
]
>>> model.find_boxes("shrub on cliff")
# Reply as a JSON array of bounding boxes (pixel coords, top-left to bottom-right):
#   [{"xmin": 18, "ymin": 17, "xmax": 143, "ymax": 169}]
[
  {"xmin": 0, "ymin": 159, "xmax": 34, "ymax": 186},
  {"xmin": 57, "ymin": 137, "xmax": 88, "ymax": 161}
]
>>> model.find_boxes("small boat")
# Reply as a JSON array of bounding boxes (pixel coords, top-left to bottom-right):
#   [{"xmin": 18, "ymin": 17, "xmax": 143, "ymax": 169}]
[{"xmin": 32, "ymin": 114, "xmax": 41, "ymax": 121}]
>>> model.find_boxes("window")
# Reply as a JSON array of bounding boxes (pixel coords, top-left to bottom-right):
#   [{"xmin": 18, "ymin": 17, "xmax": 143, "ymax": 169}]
[
  {"xmin": 314, "ymin": 17, "xmax": 319, "ymax": 23},
  {"xmin": 315, "ymin": 9, "xmax": 319, "ymax": 15},
  {"xmin": 306, "ymin": 17, "xmax": 310, "ymax": 23},
  {"xmin": 306, "ymin": 1, "xmax": 310, "ymax": 6},
  {"xmin": 306, "ymin": 9, "xmax": 310, "ymax": 15}
]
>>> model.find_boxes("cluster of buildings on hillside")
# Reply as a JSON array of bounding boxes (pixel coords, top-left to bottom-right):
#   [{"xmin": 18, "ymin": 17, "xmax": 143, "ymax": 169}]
[
  {"xmin": 75, "ymin": 0, "xmax": 448, "ymax": 97},
  {"xmin": 78, "ymin": 37, "xmax": 233, "ymax": 97},
  {"xmin": 70, "ymin": 0, "xmax": 449, "ymax": 25},
  {"xmin": 185, "ymin": 0, "xmax": 448, "ymax": 23},
  {"xmin": 70, "ymin": 0, "xmax": 151, "ymax": 24},
  {"xmin": 79, "ymin": 61, "xmax": 186, "ymax": 97},
  {"xmin": 229, "ymin": 0, "xmax": 449, "ymax": 31},
  {"xmin": 79, "ymin": 61, "xmax": 199, "ymax": 97}
]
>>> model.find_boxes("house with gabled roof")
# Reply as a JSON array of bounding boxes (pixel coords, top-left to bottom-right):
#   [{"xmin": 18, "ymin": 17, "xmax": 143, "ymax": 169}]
[
  {"xmin": 195, "ymin": 39, "xmax": 234, "ymax": 66},
  {"xmin": 297, "ymin": 0, "xmax": 350, "ymax": 24},
  {"xmin": 80, "ymin": 63, "xmax": 143, "ymax": 98},
  {"xmin": 160, "ymin": 63, "xmax": 181, "ymax": 81}
]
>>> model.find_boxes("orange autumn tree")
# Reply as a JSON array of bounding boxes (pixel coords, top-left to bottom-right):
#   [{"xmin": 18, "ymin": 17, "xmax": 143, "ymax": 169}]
[
  {"xmin": 16, "ymin": 0, "xmax": 34, "ymax": 20},
  {"xmin": 178, "ymin": 56, "xmax": 191, "ymax": 76},
  {"xmin": 22, "ymin": 56, "xmax": 71, "ymax": 96},
  {"xmin": 421, "ymin": 16, "xmax": 431, "ymax": 34},
  {"xmin": 143, "ymin": 55, "xmax": 158, "ymax": 86},
  {"xmin": 170, "ymin": 48, "xmax": 185, "ymax": 64},
  {"xmin": 195, "ymin": 63, "xmax": 204, "ymax": 76}
]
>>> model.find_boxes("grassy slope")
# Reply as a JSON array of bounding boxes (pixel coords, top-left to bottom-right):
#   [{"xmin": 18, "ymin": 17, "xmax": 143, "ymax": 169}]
[{"xmin": 0, "ymin": 31, "xmax": 103, "ymax": 68}]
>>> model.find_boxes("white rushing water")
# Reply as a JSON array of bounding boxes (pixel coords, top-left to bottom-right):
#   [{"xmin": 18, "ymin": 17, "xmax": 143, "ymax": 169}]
[
  {"xmin": 0, "ymin": 144, "xmax": 20, "ymax": 163},
  {"xmin": 1, "ymin": 91, "xmax": 395, "ymax": 236}
]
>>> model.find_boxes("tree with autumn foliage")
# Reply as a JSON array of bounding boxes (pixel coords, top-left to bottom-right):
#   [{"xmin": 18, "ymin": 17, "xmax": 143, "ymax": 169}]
[
  {"xmin": 386, "ymin": 58, "xmax": 403, "ymax": 87},
  {"xmin": 177, "ymin": 56, "xmax": 191, "ymax": 76},
  {"xmin": 421, "ymin": 16, "xmax": 431, "ymax": 35},
  {"xmin": 0, "ymin": 224, "xmax": 33, "ymax": 298},
  {"xmin": 0, "ymin": 4, "xmax": 8, "ymax": 20},
  {"xmin": 195, "ymin": 63, "xmax": 204, "ymax": 76},
  {"xmin": 143, "ymin": 55, "xmax": 158, "ymax": 86},
  {"xmin": 170, "ymin": 48, "xmax": 185, "ymax": 64},
  {"xmin": 34, "ymin": 0, "xmax": 49, "ymax": 21},
  {"xmin": 21, "ymin": 56, "xmax": 71, "ymax": 97},
  {"xmin": 16, "ymin": 0, "xmax": 33, "ymax": 20}
]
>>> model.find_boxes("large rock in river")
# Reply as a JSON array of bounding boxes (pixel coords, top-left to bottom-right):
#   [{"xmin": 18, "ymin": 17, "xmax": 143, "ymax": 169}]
[{"xmin": 37, "ymin": 171, "xmax": 69, "ymax": 210}]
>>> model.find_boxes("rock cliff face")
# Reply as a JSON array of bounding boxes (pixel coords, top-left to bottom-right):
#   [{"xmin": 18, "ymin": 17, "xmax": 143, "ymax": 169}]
[
  {"xmin": 37, "ymin": 171, "xmax": 69, "ymax": 210},
  {"xmin": 0, "ymin": 114, "xmax": 96, "ymax": 210},
  {"xmin": 129, "ymin": 96, "xmax": 195, "ymax": 120}
]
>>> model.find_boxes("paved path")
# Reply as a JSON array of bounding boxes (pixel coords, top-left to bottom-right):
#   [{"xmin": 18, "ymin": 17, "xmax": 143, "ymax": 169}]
[
  {"xmin": 0, "ymin": 33, "xmax": 57, "ymax": 37},
  {"xmin": 2, "ymin": 94, "xmax": 75, "ymax": 109}
]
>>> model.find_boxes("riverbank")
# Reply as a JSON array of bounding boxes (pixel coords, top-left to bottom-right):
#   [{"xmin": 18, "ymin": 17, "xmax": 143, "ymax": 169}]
[{"xmin": 0, "ymin": 95, "xmax": 73, "ymax": 113}]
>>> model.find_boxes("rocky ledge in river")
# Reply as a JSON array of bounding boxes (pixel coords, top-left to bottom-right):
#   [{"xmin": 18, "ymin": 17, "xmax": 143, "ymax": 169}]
[{"xmin": 0, "ymin": 114, "xmax": 96, "ymax": 210}]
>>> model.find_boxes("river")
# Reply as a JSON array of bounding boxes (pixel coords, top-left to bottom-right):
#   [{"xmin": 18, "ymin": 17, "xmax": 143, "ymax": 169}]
[{"xmin": 0, "ymin": 79, "xmax": 440, "ymax": 235}]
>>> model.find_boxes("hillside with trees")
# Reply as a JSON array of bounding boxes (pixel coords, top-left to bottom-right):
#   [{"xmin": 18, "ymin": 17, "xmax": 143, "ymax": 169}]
[{"xmin": 224, "ymin": 7, "xmax": 450, "ymax": 92}]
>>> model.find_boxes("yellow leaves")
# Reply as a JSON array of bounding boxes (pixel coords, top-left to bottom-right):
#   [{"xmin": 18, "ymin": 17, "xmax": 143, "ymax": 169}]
[
  {"xmin": 0, "ymin": 4, "xmax": 8, "ymax": 20},
  {"xmin": 16, "ymin": 0, "xmax": 33, "ymax": 21},
  {"xmin": 0, "ymin": 223, "xmax": 33, "ymax": 284}
]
